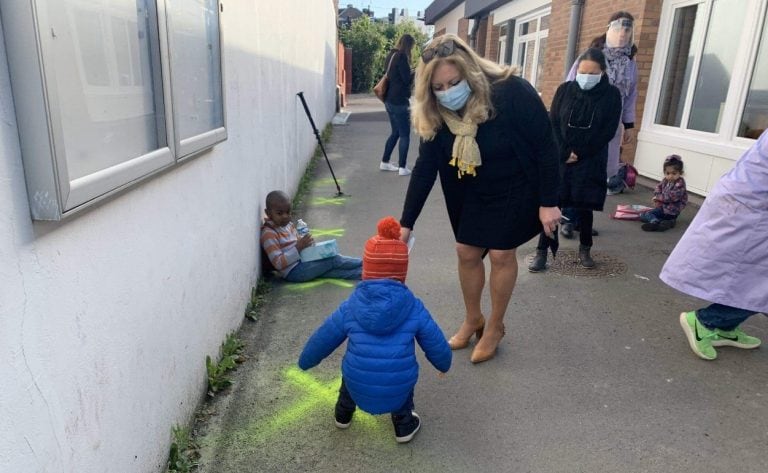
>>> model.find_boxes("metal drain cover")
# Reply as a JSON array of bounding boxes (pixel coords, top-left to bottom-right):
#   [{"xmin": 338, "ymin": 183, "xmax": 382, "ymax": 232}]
[{"xmin": 525, "ymin": 249, "xmax": 627, "ymax": 278}]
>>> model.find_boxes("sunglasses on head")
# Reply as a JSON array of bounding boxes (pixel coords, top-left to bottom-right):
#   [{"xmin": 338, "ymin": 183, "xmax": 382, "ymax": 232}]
[
  {"xmin": 608, "ymin": 19, "xmax": 633, "ymax": 30},
  {"xmin": 421, "ymin": 39, "xmax": 459, "ymax": 63}
]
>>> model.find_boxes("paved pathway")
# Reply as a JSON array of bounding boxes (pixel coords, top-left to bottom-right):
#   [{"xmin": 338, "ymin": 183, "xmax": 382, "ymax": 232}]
[{"xmin": 194, "ymin": 94, "xmax": 768, "ymax": 473}]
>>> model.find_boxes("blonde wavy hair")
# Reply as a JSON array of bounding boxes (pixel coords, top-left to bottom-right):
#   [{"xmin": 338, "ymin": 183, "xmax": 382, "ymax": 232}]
[{"xmin": 412, "ymin": 34, "xmax": 518, "ymax": 140}]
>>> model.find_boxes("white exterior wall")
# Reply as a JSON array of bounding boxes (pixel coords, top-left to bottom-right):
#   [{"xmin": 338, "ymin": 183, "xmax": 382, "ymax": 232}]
[
  {"xmin": 0, "ymin": 2, "xmax": 337, "ymax": 472},
  {"xmin": 434, "ymin": 1, "xmax": 468, "ymax": 36},
  {"xmin": 492, "ymin": 0, "xmax": 550, "ymax": 24}
]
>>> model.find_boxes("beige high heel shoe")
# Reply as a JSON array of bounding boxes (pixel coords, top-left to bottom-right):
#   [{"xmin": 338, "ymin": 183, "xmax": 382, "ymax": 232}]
[
  {"xmin": 470, "ymin": 324, "xmax": 506, "ymax": 363},
  {"xmin": 447, "ymin": 318, "xmax": 485, "ymax": 350}
]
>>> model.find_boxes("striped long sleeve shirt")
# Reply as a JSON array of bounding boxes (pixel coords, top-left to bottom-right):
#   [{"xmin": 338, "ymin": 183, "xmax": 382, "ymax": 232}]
[{"xmin": 261, "ymin": 219, "xmax": 301, "ymax": 277}]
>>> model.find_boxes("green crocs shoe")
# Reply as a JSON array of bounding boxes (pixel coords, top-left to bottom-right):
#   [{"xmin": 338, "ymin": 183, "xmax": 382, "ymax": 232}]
[
  {"xmin": 712, "ymin": 327, "xmax": 762, "ymax": 349},
  {"xmin": 679, "ymin": 311, "xmax": 717, "ymax": 360}
]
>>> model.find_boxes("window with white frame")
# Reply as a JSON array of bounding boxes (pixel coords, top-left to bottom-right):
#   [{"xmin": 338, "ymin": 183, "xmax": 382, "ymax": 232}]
[
  {"xmin": 1, "ymin": 0, "xmax": 226, "ymax": 220},
  {"xmin": 739, "ymin": 11, "xmax": 768, "ymax": 139},
  {"xmin": 649, "ymin": 0, "xmax": 766, "ymax": 142},
  {"xmin": 510, "ymin": 9, "xmax": 549, "ymax": 91}
]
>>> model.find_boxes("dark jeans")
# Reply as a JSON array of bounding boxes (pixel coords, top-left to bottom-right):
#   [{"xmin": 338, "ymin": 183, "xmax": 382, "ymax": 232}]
[
  {"xmin": 640, "ymin": 207, "xmax": 677, "ymax": 224},
  {"xmin": 336, "ymin": 378, "xmax": 415, "ymax": 423},
  {"xmin": 283, "ymin": 255, "xmax": 362, "ymax": 282},
  {"xmin": 382, "ymin": 102, "xmax": 411, "ymax": 168},
  {"xmin": 696, "ymin": 303, "xmax": 760, "ymax": 331}
]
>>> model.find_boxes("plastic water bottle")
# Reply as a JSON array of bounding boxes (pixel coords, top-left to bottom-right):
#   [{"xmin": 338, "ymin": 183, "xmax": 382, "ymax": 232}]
[{"xmin": 296, "ymin": 219, "xmax": 310, "ymax": 238}]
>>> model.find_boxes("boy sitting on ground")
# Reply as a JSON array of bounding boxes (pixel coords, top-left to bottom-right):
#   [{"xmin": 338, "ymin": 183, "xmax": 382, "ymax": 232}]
[{"xmin": 260, "ymin": 190, "xmax": 362, "ymax": 282}]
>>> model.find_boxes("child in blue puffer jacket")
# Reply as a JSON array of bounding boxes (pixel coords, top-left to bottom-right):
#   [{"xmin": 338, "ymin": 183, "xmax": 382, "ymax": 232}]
[{"xmin": 298, "ymin": 217, "xmax": 451, "ymax": 444}]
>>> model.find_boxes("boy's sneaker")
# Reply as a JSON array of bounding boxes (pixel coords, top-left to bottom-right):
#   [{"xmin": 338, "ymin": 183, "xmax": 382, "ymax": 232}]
[
  {"xmin": 398, "ymin": 167, "xmax": 412, "ymax": 176},
  {"xmin": 393, "ymin": 411, "xmax": 421, "ymax": 443},
  {"xmin": 712, "ymin": 327, "xmax": 762, "ymax": 349},
  {"xmin": 679, "ymin": 311, "xmax": 717, "ymax": 360},
  {"xmin": 334, "ymin": 406, "xmax": 354, "ymax": 429},
  {"xmin": 379, "ymin": 162, "xmax": 399, "ymax": 171}
]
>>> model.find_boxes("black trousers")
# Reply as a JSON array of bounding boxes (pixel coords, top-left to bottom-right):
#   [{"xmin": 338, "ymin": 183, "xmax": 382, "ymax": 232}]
[{"xmin": 336, "ymin": 378, "xmax": 415, "ymax": 423}]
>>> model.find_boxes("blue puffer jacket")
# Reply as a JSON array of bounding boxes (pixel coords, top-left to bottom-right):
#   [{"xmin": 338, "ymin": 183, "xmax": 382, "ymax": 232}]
[{"xmin": 298, "ymin": 279, "xmax": 452, "ymax": 414}]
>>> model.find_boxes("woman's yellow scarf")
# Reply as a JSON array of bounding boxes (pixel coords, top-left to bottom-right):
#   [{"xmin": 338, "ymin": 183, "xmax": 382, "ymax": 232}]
[{"xmin": 439, "ymin": 109, "xmax": 481, "ymax": 178}]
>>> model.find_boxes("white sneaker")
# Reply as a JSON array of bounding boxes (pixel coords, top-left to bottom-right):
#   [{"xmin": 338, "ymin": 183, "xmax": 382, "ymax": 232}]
[
  {"xmin": 398, "ymin": 167, "xmax": 412, "ymax": 176},
  {"xmin": 379, "ymin": 162, "xmax": 399, "ymax": 171}
]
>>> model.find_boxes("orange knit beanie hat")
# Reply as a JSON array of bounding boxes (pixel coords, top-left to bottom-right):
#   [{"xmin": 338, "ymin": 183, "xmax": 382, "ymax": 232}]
[{"xmin": 362, "ymin": 217, "xmax": 408, "ymax": 282}]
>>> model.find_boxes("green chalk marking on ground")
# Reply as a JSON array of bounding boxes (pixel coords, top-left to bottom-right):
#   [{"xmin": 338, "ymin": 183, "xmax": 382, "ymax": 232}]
[
  {"xmin": 310, "ymin": 228, "xmax": 345, "ymax": 238},
  {"xmin": 315, "ymin": 178, "xmax": 346, "ymax": 186},
  {"xmin": 284, "ymin": 278, "xmax": 355, "ymax": 290},
  {"xmin": 223, "ymin": 367, "xmax": 381, "ymax": 447},
  {"xmin": 311, "ymin": 196, "xmax": 348, "ymax": 206}
]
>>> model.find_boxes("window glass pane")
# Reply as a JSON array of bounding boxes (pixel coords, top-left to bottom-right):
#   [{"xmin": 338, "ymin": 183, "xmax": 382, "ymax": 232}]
[
  {"xmin": 540, "ymin": 14, "xmax": 550, "ymax": 30},
  {"xmin": 519, "ymin": 40, "xmax": 536, "ymax": 82},
  {"xmin": 655, "ymin": 4, "xmax": 702, "ymax": 127},
  {"xmin": 518, "ymin": 42, "xmax": 527, "ymax": 68},
  {"xmin": 687, "ymin": 0, "xmax": 746, "ymax": 132},
  {"xmin": 50, "ymin": 0, "xmax": 163, "ymax": 180},
  {"xmin": 523, "ymin": 40, "xmax": 535, "ymax": 81},
  {"xmin": 169, "ymin": 0, "xmax": 224, "ymax": 140},
  {"xmin": 535, "ymin": 37, "xmax": 547, "ymax": 90},
  {"xmin": 520, "ymin": 19, "xmax": 537, "ymax": 35},
  {"xmin": 739, "ymin": 20, "xmax": 768, "ymax": 139}
]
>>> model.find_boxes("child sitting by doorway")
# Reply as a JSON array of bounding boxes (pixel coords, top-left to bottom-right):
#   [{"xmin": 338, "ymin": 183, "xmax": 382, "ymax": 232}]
[{"xmin": 640, "ymin": 155, "xmax": 688, "ymax": 232}]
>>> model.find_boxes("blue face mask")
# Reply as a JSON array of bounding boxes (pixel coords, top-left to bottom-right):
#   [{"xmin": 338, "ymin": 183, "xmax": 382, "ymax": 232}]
[
  {"xmin": 435, "ymin": 79, "xmax": 472, "ymax": 111},
  {"xmin": 575, "ymin": 73, "xmax": 602, "ymax": 90}
]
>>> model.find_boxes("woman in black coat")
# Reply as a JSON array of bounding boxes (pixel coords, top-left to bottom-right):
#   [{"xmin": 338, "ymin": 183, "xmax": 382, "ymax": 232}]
[
  {"xmin": 529, "ymin": 48, "xmax": 622, "ymax": 271},
  {"xmin": 399, "ymin": 35, "xmax": 561, "ymax": 363}
]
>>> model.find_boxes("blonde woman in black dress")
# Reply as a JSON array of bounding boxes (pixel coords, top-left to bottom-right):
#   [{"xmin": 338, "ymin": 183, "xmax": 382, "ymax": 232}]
[{"xmin": 398, "ymin": 35, "xmax": 560, "ymax": 363}]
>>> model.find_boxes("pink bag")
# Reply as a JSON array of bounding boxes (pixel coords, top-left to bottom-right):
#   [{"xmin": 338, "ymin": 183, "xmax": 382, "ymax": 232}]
[
  {"xmin": 612, "ymin": 204, "xmax": 653, "ymax": 221},
  {"xmin": 624, "ymin": 163, "xmax": 638, "ymax": 189}
]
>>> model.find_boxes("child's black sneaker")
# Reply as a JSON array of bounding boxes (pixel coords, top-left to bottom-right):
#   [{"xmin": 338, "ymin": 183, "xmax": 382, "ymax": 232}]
[
  {"xmin": 641, "ymin": 221, "xmax": 660, "ymax": 232},
  {"xmin": 334, "ymin": 405, "xmax": 354, "ymax": 429},
  {"xmin": 393, "ymin": 411, "xmax": 421, "ymax": 443}
]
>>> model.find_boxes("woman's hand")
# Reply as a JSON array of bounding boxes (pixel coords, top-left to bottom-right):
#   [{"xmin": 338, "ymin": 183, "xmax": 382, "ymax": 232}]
[
  {"xmin": 400, "ymin": 226, "xmax": 412, "ymax": 243},
  {"xmin": 622, "ymin": 128, "xmax": 635, "ymax": 145},
  {"xmin": 566, "ymin": 152, "xmax": 579, "ymax": 164},
  {"xmin": 539, "ymin": 207, "xmax": 562, "ymax": 238},
  {"xmin": 296, "ymin": 234, "xmax": 314, "ymax": 251}
]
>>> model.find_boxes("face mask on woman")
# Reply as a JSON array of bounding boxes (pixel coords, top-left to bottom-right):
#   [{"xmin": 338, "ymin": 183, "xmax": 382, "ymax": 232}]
[
  {"xmin": 575, "ymin": 73, "xmax": 602, "ymax": 91},
  {"xmin": 435, "ymin": 79, "xmax": 472, "ymax": 111}
]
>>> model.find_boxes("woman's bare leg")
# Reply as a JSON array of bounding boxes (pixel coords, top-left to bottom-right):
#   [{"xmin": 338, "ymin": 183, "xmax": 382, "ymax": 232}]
[
  {"xmin": 471, "ymin": 248, "xmax": 517, "ymax": 362},
  {"xmin": 452, "ymin": 243, "xmax": 486, "ymax": 346}
]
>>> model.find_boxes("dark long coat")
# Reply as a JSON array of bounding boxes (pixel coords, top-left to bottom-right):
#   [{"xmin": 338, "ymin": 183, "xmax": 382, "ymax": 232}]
[
  {"xmin": 400, "ymin": 76, "xmax": 560, "ymax": 249},
  {"xmin": 550, "ymin": 75, "xmax": 622, "ymax": 210}
]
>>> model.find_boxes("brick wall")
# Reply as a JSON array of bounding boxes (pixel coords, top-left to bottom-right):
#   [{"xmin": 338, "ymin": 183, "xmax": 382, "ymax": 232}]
[
  {"xmin": 458, "ymin": 19, "xmax": 469, "ymax": 42},
  {"xmin": 475, "ymin": 17, "xmax": 488, "ymax": 56},
  {"xmin": 484, "ymin": 14, "xmax": 501, "ymax": 62},
  {"xmin": 539, "ymin": 0, "xmax": 662, "ymax": 164},
  {"xmin": 538, "ymin": 1, "xmax": 571, "ymax": 106}
]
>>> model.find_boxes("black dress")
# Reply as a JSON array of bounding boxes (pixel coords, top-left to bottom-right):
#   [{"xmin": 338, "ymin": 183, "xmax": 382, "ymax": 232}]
[
  {"xmin": 400, "ymin": 76, "xmax": 559, "ymax": 250},
  {"xmin": 550, "ymin": 75, "xmax": 622, "ymax": 211}
]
